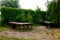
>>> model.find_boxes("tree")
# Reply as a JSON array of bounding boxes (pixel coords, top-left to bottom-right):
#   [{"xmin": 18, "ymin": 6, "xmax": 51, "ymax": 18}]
[
  {"xmin": 47, "ymin": 1, "xmax": 56, "ymax": 21},
  {"xmin": 34, "ymin": 6, "xmax": 46, "ymax": 22},
  {"xmin": 47, "ymin": 0, "xmax": 60, "ymax": 26},
  {"xmin": 1, "ymin": 0, "xmax": 20, "ymax": 8},
  {"xmin": 53, "ymin": 0, "xmax": 60, "ymax": 26}
]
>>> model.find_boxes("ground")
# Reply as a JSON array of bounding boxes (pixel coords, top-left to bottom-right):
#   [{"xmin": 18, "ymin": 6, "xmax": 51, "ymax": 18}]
[{"xmin": 0, "ymin": 26, "xmax": 60, "ymax": 40}]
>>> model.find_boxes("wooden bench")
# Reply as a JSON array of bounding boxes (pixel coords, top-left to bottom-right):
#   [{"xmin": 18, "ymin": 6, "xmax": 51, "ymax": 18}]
[{"xmin": 9, "ymin": 22, "xmax": 33, "ymax": 30}]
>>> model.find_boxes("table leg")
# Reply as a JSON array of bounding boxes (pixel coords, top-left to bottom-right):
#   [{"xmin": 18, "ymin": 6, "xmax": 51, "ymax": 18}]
[
  {"xmin": 27, "ymin": 25, "xmax": 29, "ymax": 30},
  {"xmin": 18, "ymin": 25, "xmax": 21, "ymax": 30},
  {"xmin": 47, "ymin": 23, "xmax": 50, "ymax": 28},
  {"xmin": 23, "ymin": 25, "xmax": 25, "ymax": 31},
  {"xmin": 30, "ymin": 25, "xmax": 33, "ymax": 30}
]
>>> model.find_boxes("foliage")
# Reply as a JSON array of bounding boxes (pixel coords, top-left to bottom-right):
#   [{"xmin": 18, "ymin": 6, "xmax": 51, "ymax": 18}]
[
  {"xmin": 47, "ymin": 1, "xmax": 56, "ymax": 21},
  {"xmin": 1, "ymin": 0, "xmax": 20, "ymax": 8},
  {"xmin": 0, "ymin": 15, "xmax": 1, "ymax": 25},
  {"xmin": 1, "ymin": 7, "xmax": 46, "ymax": 25},
  {"xmin": 33, "ymin": 7, "xmax": 46, "ymax": 22},
  {"xmin": 1, "ymin": 7, "xmax": 33, "ymax": 24},
  {"xmin": 47, "ymin": 0, "xmax": 60, "ymax": 26}
]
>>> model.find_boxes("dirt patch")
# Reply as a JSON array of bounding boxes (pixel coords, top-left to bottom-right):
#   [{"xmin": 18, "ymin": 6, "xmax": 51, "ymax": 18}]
[{"xmin": 0, "ymin": 26, "xmax": 60, "ymax": 40}]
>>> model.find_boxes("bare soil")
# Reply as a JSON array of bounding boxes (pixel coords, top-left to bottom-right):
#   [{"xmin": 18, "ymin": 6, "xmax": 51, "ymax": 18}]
[{"xmin": 0, "ymin": 26, "xmax": 60, "ymax": 40}]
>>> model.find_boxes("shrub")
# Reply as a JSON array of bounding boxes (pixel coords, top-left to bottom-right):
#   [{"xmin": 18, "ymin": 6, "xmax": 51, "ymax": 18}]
[
  {"xmin": 1, "ymin": 7, "xmax": 33, "ymax": 24},
  {"xmin": 1, "ymin": 7, "xmax": 46, "ymax": 25}
]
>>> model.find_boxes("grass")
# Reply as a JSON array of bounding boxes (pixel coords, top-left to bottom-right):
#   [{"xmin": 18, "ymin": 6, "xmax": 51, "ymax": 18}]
[
  {"xmin": 0, "ymin": 26, "xmax": 10, "ymax": 32},
  {"xmin": 55, "ymin": 32, "xmax": 60, "ymax": 39},
  {"xmin": 0, "ymin": 26, "xmax": 38, "ymax": 40},
  {"xmin": 0, "ymin": 36, "xmax": 37, "ymax": 40},
  {"xmin": 0, "ymin": 25, "xmax": 60, "ymax": 40},
  {"xmin": 51, "ymin": 28, "xmax": 60, "ymax": 39}
]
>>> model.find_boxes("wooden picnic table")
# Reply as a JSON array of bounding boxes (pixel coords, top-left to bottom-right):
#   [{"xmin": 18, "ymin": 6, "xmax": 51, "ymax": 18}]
[
  {"xmin": 44, "ymin": 21, "xmax": 51, "ymax": 28},
  {"xmin": 38, "ymin": 21, "xmax": 51, "ymax": 28},
  {"xmin": 9, "ymin": 22, "xmax": 33, "ymax": 30}
]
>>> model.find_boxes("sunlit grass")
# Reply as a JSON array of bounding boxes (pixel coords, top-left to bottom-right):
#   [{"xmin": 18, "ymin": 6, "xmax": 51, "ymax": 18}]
[
  {"xmin": 56, "ymin": 33, "xmax": 60, "ymax": 39},
  {"xmin": 51, "ymin": 29, "xmax": 60, "ymax": 39}
]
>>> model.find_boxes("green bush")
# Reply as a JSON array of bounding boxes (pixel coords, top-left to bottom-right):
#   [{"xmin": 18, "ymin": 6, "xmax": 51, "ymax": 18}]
[
  {"xmin": 1, "ymin": 7, "xmax": 34, "ymax": 24},
  {"xmin": 1, "ymin": 7, "xmax": 46, "ymax": 25}
]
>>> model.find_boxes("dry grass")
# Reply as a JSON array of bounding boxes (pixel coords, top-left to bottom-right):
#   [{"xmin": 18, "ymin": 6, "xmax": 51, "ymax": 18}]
[{"xmin": 0, "ymin": 26, "xmax": 60, "ymax": 40}]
